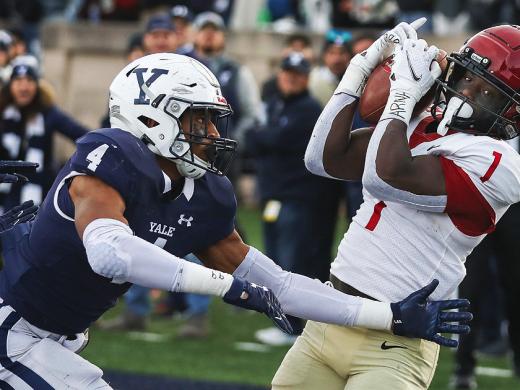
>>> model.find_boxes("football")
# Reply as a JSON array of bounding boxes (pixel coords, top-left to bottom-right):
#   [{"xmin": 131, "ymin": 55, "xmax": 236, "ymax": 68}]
[{"xmin": 359, "ymin": 50, "xmax": 448, "ymax": 124}]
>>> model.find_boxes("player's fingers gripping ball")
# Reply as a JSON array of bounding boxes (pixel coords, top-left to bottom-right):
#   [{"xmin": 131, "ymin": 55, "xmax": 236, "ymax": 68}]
[{"xmin": 359, "ymin": 47, "xmax": 448, "ymax": 124}]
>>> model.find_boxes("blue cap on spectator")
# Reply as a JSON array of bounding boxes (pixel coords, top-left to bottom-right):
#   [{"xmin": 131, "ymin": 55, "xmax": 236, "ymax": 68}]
[
  {"xmin": 194, "ymin": 12, "xmax": 225, "ymax": 30},
  {"xmin": 11, "ymin": 64, "xmax": 39, "ymax": 82},
  {"xmin": 171, "ymin": 5, "xmax": 193, "ymax": 22},
  {"xmin": 146, "ymin": 14, "xmax": 174, "ymax": 33},
  {"xmin": 281, "ymin": 52, "xmax": 311, "ymax": 74},
  {"xmin": 325, "ymin": 29, "xmax": 352, "ymax": 46}
]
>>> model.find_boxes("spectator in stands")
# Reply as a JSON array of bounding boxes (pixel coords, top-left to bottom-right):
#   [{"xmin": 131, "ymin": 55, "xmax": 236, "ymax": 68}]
[
  {"xmin": 0, "ymin": 30, "xmax": 13, "ymax": 85},
  {"xmin": 309, "ymin": 29, "xmax": 352, "ymax": 107},
  {"xmin": 126, "ymin": 32, "xmax": 144, "ymax": 62},
  {"xmin": 395, "ymin": 0, "xmax": 434, "ymax": 32},
  {"xmin": 262, "ymin": 33, "xmax": 315, "ymax": 102},
  {"xmin": 170, "ymin": 5, "xmax": 195, "ymax": 56},
  {"xmin": 245, "ymin": 52, "xmax": 341, "ymax": 346},
  {"xmin": 351, "ymin": 32, "xmax": 378, "ymax": 56},
  {"xmin": 0, "ymin": 63, "xmax": 87, "ymax": 210},
  {"xmin": 451, "ymin": 203, "xmax": 520, "ymax": 388},
  {"xmin": 143, "ymin": 13, "xmax": 177, "ymax": 54},
  {"xmin": 331, "ymin": 0, "xmax": 396, "ymax": 29},
  {"xmin": 8, "ymin": 28, "xmax": 29, "ymax": 59}
]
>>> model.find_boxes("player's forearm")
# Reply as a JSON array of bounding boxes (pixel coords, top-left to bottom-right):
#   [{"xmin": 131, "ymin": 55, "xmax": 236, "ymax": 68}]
[
  {"xmin": 304, "ymin": 93, "xmax": 358, "ymax": 179},
  {"xmin": 362, "ymin": 120, "xmax": 447, "ymax": 211},
  {"xmin": 234, "ymin": 246, "xmax": 393, "ymax": 330},
  {"xmin": 82, "ymin": 218, "xmax": 234, "ymax": 296}
]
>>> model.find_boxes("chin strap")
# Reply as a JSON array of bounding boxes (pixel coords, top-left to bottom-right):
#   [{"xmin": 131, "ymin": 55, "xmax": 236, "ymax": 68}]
[{"xmin": 173, "ymin": 152, "xmax": 207, "ymax": 179}]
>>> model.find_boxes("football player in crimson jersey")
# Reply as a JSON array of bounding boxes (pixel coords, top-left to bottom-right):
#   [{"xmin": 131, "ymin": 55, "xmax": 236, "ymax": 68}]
[
  {"xmin": 0, "ymin": 53, "xmax": 471, "ymax": 388},
  {"xmin": 280, "ymin": 21, "xmax": 520, "ymax": 390}
]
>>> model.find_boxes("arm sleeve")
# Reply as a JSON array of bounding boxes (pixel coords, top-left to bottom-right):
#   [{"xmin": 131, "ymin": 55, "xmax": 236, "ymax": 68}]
[
  {"xmin": 304, "ymin": 93, "xmax": 358, "ymax": 179},
  {"xmin": 233, "ymin": 246, "xmax": 393, "ymax": 330},
  {"xmin": 83, "ymin": 218, "xmax": 234, "ymax": 296},
  {"xmin": 361, "ymin": 120, "xmax": 447, "ymax": 212}
]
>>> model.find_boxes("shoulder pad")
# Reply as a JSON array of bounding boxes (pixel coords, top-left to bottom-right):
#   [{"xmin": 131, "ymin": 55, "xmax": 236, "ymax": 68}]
[{"xmin": 71, "ymin": 129, "xmax": 163, "ymax": 202}]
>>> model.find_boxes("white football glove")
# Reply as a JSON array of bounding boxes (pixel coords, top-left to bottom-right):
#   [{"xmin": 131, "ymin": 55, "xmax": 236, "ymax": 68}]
[
  {"xmin": 336, "ymin": 17, "xmax": 427, "ymax": 97},
  {"xmin": 381, "ymin": 39, "xmax": 442, "ymax": 125}
]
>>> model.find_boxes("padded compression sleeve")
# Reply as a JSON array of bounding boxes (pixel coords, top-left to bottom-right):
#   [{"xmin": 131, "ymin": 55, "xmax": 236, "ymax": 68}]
[
  {"xmin": 362, "ymin": 120, "xmax": 447, "ymax": 212},
  {"xmin": 304, "ymin": 93, "xmax": 357, "ymax": 179},
  {"xmin": 234, "ymin": 247, "xmax": 393, "ymax": 329},
  {"xmin": 83, "ymin": 218, "xmax": 233, "ymax": 296}
]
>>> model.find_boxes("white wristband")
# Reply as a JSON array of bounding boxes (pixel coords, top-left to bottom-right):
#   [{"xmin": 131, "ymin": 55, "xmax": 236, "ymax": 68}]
[
  {"xmin": 354, "ymin": 299, "xmax": 393, "ymax": 330},
  {"xmin": 179, "ymin": 261, "xmax": 234, "ymax": 297},
  {"xmin": 334, "ymin": 63, "xmax": 368, "ymax": 97},
  {"xmin": 380, "ymin": 88, "xmax": 417, "ymax": 125}
]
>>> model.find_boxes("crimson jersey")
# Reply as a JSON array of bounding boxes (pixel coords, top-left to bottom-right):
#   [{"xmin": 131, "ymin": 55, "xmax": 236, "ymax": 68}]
[{"xmin": 331, "ymin": 112, "xmax": 520, "ymax": 301}]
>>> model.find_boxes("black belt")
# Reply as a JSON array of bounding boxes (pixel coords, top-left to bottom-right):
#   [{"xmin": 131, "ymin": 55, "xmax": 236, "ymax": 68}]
[{"xmin": 329, "ymin": 274, "xmax": 378, "ymax": 301}]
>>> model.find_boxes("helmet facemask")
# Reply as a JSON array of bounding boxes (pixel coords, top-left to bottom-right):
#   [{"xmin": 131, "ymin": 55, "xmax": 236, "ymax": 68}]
[
  {"xmin": 162, "ymin": 95, "xmax": 237, "ymax": 178},
  {"xmin": 432, "ymin": 47, "xmax": 520, "ymax": 140}
]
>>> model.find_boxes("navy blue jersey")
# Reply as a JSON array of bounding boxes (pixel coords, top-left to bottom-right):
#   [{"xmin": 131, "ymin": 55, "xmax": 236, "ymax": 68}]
[{"xmin": 0, "ymin": 128, "xmax": 236, "ymax": 335}]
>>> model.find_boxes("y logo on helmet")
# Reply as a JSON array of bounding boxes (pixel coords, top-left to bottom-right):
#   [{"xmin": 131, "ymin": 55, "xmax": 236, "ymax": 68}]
[{"xmin": 133, "ymin": 68, "xmax": 168, "ymax": 105}]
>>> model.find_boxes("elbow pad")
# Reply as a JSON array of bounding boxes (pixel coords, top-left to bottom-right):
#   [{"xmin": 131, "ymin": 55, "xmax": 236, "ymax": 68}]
[
  {"xmin": 362, "ymin": 121, "xmax": 447, "ymax": 212},
  {"xmin": 83, "ymin": 218, "xmax": 133, "ymax": 283}
]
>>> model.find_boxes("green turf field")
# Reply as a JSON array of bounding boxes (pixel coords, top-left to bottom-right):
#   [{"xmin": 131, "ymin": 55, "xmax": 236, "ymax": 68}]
[{"xmin": 84, "ymin": 207, "xmax": 519, "ymax": 389}]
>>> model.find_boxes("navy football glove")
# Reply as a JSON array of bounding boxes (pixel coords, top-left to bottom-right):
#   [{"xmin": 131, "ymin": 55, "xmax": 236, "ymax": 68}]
[
  {"xmin": 0, "ymin": 201, "xmax": 38, "ymax": 234},
  {"xmin": 390, "ymin": 279, "xmax": 472, "ymax": 347},
  {"xmin": 0, "ymin": 161, "xmax": 39, "ymax": 183},
  {"xmin": 223, "ymin": 277, "xmax": 293, "ymax": 335}
]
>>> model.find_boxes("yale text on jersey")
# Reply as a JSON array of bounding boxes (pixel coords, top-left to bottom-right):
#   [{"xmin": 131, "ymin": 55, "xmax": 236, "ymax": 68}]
[{"xmin": 149, "ymin": 222, "xmax": 176, "ymax": 237}]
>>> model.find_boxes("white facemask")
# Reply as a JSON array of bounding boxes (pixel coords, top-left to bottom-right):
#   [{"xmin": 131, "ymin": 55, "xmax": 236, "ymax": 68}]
[{"xmin": 437, "ymin": 96, "xmax": 474, "ymax": 136}]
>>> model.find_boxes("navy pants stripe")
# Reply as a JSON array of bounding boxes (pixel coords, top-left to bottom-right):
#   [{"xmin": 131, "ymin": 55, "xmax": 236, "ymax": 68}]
[{"xmin": 0, "ymin": 309, "xmax": 53, "ymax": 389}]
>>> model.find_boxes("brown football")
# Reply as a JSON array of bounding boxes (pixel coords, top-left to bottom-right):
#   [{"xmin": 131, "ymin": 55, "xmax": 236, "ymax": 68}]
[{"xmin": 359, "ymin": 50, "xmax": 448, "ymax": 124}]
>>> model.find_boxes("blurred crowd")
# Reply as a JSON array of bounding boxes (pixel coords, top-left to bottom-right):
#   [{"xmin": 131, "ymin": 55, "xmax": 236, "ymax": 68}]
[
  {"xmin": 1, "ymin": 0, "xmax": 520, "ymax": 34},
  {"xmin": 0, "ymin": 1, "xmax": 518, "ymax": 389}
]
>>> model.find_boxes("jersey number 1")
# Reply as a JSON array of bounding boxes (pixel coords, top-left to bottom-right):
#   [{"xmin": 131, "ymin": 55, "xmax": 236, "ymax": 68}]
[{"xmin": 86, "ymin": 144, "xmax": 109, "ymax": 172}]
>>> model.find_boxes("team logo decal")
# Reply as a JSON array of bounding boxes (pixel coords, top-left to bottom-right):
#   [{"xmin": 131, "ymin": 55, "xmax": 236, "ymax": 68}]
[
  {"xmin": 178, "ymin": 214, "xmax": 194, "ymax": 227},
  {"xmin": 133, "ymin": 67, "xmax": 168, "ymax": 105}
]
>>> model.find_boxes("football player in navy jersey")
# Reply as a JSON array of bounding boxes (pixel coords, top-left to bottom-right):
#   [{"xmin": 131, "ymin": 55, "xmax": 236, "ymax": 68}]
[{"xmin": 0, "ymin": 53, "xmax": 471, "ymax": 388}]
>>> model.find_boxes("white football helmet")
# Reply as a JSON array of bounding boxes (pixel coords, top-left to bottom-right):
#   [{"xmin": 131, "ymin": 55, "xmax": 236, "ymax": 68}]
[{"xmin": 109, "ymin": 53, "xmax": 236, "ymax": 179}]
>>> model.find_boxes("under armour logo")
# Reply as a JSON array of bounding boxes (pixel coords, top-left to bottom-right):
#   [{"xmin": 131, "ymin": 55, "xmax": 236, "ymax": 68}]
[
  {"xmin": 133, "ymin": 67, "xmax": 168, "ymax": 105},
  {"xmin": 178, "ymin": 214, "xmax": 193, "ymax": 227}
]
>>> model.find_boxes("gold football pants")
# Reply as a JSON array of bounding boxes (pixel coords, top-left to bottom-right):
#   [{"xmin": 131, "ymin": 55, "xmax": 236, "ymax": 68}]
[{"xmin": 272, "ymin": 320, "xmax": 439, "ymax": 390}]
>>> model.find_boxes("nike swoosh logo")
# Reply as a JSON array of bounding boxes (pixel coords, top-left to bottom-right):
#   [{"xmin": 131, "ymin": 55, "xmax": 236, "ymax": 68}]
[
  {"xmin": 405, "ymin": 51, "xmax": 422, "ymax": 81},
  {"xmin": 427, "ymin": 144, "xmax": 441, "ymax": 151},
  {"xmin": 381, "ymin": 341, "xmax": 408, "ymax": 350},
  {"xmin": 274, "ymin": 316, "xmax": 283, "ymax": 321}
]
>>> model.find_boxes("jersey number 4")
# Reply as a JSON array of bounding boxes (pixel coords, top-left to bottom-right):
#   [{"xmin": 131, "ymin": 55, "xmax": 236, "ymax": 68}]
[{"xmin": 86, "ymin": 144, "xmax": 109, "ymax": 172}]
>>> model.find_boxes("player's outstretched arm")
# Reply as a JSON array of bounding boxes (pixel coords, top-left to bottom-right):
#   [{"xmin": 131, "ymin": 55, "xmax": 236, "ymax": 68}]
[
  {"xmin": 305, "ymin": 18, "xmax": 426, "ymax": 181},
  {"xmin": 70, "ymin": 175, "xmax": 291, "ymax": 334},
  {"xmin": 0, "ymin": 160, "xmax": 39, "ymax": 183},
  {"xmin": 198, "ymin": 233, "xmax": 471, "ymax": 347}
]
